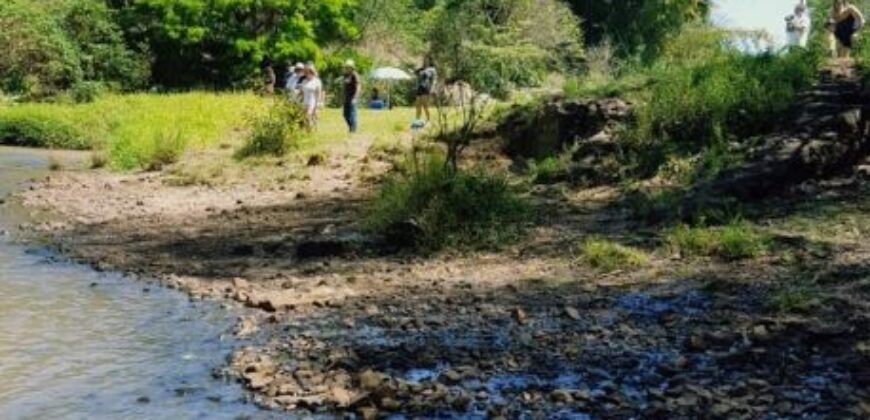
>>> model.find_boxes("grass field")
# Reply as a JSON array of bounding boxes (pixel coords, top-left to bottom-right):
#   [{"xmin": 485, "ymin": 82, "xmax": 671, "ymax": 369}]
[{"xmin": 0, "ymin": 93, "xmax": 417, "ymax": 170}]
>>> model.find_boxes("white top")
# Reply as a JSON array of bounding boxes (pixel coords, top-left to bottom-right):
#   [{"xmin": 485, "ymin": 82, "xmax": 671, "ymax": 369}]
[
  {"xmin": 300, "ymin": 78, "xmax": 322, "ymax": 111},
  {"xmin": 786, "ymin": 13, "xmax": 811, "ymax": 47},
  {"xmin": 285, "ymin": 73, "xmax": 300, "ymax": 91}
]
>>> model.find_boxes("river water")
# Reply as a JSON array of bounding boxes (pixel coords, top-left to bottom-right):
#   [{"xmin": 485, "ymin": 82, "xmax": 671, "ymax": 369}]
[{"xmin": 0, "ymin": 148, "xmax": 268, "ymax": 419}]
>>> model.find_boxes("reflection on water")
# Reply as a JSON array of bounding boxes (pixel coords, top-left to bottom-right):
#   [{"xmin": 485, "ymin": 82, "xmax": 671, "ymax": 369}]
[{"xmin": 0, "ymin": 148, "xmax": 269, "ymax": 419}]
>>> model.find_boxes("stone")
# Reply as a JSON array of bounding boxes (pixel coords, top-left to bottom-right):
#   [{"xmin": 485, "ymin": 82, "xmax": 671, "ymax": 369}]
[
  {"xmin": 564, "ymin": 306, "xmax": 581, "ymax": 320},
  {"xmin": 512, "ymin": 308, "xmax": 528, "ymax": 324},
  {"xmin": 358, "ymin": 369, "xmax": 387, "ymax": 391},
  {"xmin": 357, "ymin": 407, "xmax": 379, "ymax": 420},
  {"xmin": 551, "ymin": 389, "xmax": 574, "ymax": 403},
  {"xmin": 440, "ymin": 369, "xmax": 463, "ymax": 384},
  {"xmin": 380, "ymin": 397, "xmax": 401, "ymax": 411},
  {"xmin": 136, "ymin": 396, "xmax": 150, "ymax": 404},
  {"xmin": 232, "ymin": 278, "xmax": 250, "ymax": 289}
]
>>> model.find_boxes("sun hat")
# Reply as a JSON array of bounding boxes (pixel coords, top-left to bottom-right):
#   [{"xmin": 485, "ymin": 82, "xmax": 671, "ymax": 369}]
[{"xmin": 344, "ymin": 59, "xmax": 356, "ymax": 68}]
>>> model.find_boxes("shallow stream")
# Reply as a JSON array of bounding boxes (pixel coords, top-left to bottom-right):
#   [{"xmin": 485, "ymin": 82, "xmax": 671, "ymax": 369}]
[{"xmin": 0, "ymin": 147, "xmax": 266, "ymax": 419}]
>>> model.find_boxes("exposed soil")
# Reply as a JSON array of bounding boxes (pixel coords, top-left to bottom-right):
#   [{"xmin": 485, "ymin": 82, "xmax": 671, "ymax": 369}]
[{"xmin": 10, "ymin": 75, "xmax": 870, "ymax": 418}]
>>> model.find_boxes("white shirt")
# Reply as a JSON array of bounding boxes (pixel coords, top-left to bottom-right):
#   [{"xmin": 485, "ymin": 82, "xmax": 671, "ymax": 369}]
[
  {"xmin": 787, "ymin": 13, "xmax": 811, "ymax": 47},
  {"xmin": 285, "ymin": 73, "xmax": 300, "ymax": 91},
  {"xmin": 301, "ymin": 78, "xmax": 322, "ymax": 111}
]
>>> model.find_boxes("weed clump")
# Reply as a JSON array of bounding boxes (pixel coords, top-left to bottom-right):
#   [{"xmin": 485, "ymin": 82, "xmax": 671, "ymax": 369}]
[
  {"xmin": 236, "ymin": 101, "xmax": 305, "ymax": 159},
  {"xmin": 665, "ymin": 220, "xmax": 767, "ymax": 260},
  {"xmin": 367, "ymin": 154, "xmax": 530, "ymax": 251},
  {"xmin": 579, "ymin": 237, "xmax": 649, "ymax": 272}
]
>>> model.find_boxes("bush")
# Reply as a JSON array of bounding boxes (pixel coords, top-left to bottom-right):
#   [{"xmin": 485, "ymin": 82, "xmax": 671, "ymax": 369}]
[
  {"xmin": 664, "ymin": 220, "xmax": 767, "ymax": 260},
  {"xmin": 366, "ymin": 154, "xmax": 530, "ymax": 250},
  {"xmin": 236, "ymin": 101, "xmax": 306, "ymax": 159},
  {"xmin": 579, "ymin": 237, "xmax": 649, "ymax": 271},
  {"xmin": 70, "ymin": 81, "xmax": 106, "ymax": 103},
  {"xmin": 0, "ymin": 110, "xmax": 89, "ymax": 149},
  {"xmin": 632, "ymin": 30, "xmax": 822, "ymax": 153}
]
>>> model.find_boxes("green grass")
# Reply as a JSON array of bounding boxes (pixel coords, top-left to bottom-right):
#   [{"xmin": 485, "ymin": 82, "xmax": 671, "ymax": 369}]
[
  {"xmin": 0, "ymin": 93, "xmax": 418, "ymax": 171},
  {"xmin": 579, "ymin": 237, "xmax": 649, "ymax": 272},
  {"xmin": 366, "ymin": 154, "xmax": 530, "ymax": 251},
  {"xmin": 664, "ymin": 220, "xmax": 768, "ymax": 260},
  {"xmin": 0, "ymin": 92, "xmax": 265, "ymax": 170}
]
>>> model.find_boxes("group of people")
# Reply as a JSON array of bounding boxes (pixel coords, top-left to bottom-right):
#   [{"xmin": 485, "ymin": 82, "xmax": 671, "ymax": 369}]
[
  {"xmin": 786, "ymin": 0, "xmax": 865, "ymax": 59},
  {"xmin": 260, "ymin": 57, "xmax": 439, "ymax": 134}
]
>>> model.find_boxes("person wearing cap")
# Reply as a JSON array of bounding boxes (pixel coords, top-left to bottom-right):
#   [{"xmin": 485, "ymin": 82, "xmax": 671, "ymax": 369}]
[
  {"xmin": 285, "ymin": 62, "xmax": 305, "ymax": 101},
  {"xmin": 342, "ymin": 59, "xmax": 361, "ymax": 133}
]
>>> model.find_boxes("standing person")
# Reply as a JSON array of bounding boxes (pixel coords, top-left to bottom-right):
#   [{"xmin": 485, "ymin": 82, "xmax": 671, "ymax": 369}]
[
  {"xmin": 414, "ymin": 57, "xmax": 437, "ymax": 124},
  {"xmin": 786, "ymin": 3, "xmax": 812, "ymax": 48},
  {"xmin": 831, "ymin": 0, "xmax": 866, "ymax": 59},
  {"xmin": 285, "ymin": 62, "xmax": 305, "ymax": 101},
  {"xmin": 342, "ymin": 60, "xmax": 361, "ymax": 134},
  {"xmin": 300, "ymin": 64, "xmax": 323, "ymax": 131},
  {"xmin": 261, "ymin": 57, "xmax": 276, "ymax": 95}
]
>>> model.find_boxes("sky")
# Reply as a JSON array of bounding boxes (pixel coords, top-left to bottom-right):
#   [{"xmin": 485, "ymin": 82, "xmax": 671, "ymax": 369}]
[{"xmin": 712, "ymin": 0, "xmax": 805, "ymax": 49}]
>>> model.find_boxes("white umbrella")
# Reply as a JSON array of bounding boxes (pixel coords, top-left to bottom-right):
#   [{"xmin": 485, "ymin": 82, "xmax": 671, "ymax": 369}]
[
  {"xmin": 369, "ymin": 67, "xmax": 413, "ymax": 81},
  {"xmin": 368, "ymin": 67, "xmax": 414, "ymax": 110}
]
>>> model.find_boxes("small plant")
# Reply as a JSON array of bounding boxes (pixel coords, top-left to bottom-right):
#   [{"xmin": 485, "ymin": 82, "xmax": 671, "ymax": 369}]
[
  {"xmin": 719, "ymin": 220, "xmax": 767, "ymax": 260},
  {"xmin": 664, "ymin": 220, "xmax": 767, "ymax": 260},
  {"xmin": 579, "ymin": 237, "xmax": 649, "ymax": 272},
  {"xmin": 665, "ymin": 224, "xmax": 720, "ymax": 257},
  {"xmin": 770, "ymin": 284, "xmax": 818, "ymax": 313},
  {"xmin": 236, "ymin": 101, "xmax": 305, "ymax": 159},
  {"xmin": 48, "ymin": 156, "xmax": 62, "ymax": 171},
  {"xmin": 89, "ymin": 151, "xmax": 108, "ymax": 169},
  {"xmin": 70, "ymin": 81, "xmax": 106, "ymax": 104},
  {"xmin": 144, "ymin": 130, "xmax": 186, "ymax": 171},
  {"xmin": 366, "ymin": 153, "xmax": 530, "ymax": 251}
]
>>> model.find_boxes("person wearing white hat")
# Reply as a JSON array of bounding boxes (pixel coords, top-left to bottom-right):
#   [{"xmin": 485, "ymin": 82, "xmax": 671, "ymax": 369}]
[
  {"xmin": 285, "ymin": 62, "xmax": 305, "ymax": 101},
  {"xmin": 342, "ymin": 59, "xmax": 361, "ymax": 133}
]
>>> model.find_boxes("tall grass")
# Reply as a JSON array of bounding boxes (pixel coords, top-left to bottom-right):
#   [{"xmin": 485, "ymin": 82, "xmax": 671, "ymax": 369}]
[
  {"xmin": 366, "ymin": 154, "xmax": 531, "ymax": 251},
  {"xmin": 0, "ymin": 92, "xmax": 265, "ymax": 170}
]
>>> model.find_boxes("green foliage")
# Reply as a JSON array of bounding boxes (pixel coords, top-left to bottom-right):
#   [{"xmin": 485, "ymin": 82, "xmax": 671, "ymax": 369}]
[
  {"xmin": 366, "ymin": 154, "xmax": 530, "ymax": 250},
  {"xmin": 770, "ymin": 282, "xmax": 819, "ymax": 313},
  {"xmin": 428, "ymin": 0, "xmax": 582, "ymax": 97},
  {"xmin": 237, "ymin": 101, "xmax": 306, "ymax": 159},
  {"xmin": 0, "ymin": 0, "xmax": 147, "ymax": 98},
  {"xmin": 0, "ymin": 1, "xmax": 83, "ymax": 98},
  {"xmin": 117, "ymin": 0, "xmax": 357, "ymax": 88},
  {"xmin": 664, "ymin": 220, "xmax": 767, "ymax": 260},
  {"xmin": 579, "ymin": 237, "xmax": 649, "ymax": 271},
  {"xmin": 633, "ymin": 29, "xmax": 822, "ymax": 153},
  {"xmin": 70, "ymin": 81, "xmax": 107, "ymax": 103},
  {"xmin": 568, "ymin": 0, "xmax": 708, "ymax": 61},
  {"xmin": 0, "ymin": 92, "xmax": 265, "ymax": 169}
]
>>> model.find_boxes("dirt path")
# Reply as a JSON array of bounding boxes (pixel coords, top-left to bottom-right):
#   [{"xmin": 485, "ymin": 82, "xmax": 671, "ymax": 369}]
[{"xmin": 10, "ymin": 75, "xmax": 870, "ymax": 418}]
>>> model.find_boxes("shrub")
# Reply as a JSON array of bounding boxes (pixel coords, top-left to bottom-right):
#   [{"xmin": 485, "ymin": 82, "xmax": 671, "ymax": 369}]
[
  {"xmin": 366, "ymin": 154, "xmax": 530, "ymax": 250},
  {"xmin": 0, "ymin": 110, "xmax": 89, "ymax": 149},
  {"xmin": 236, "ymin": 101, "xmax": 306, "ymax": 159},
  {"xmin": 144, "ymin": 130, "xmax": 186, "ymax": 171},
  {"xmin": 719, "ymin": 221, "xmax": 767, "ymax": 260},
  {"xmin": 70, "ymin": 81, "xmax": 106, "ymax": 104},
  {"xmin": 579, "ymin": 237, "xmax": 649, "ymax": 271},
  {"xmin": 664, "ymin": 220, "xmax": 767, "ymax": 260},
  {"xmin": 665, "ymin": 224, "xmax": 720, "ymax": 257}
]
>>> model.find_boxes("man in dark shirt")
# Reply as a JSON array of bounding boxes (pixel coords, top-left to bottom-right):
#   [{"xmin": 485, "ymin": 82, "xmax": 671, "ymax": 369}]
[{"xmin": 342, "ymin": 60, "xmax": 361, "ymax": 133}]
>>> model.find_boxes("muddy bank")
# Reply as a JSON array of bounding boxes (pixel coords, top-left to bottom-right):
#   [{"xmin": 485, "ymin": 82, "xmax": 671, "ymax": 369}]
[{"xmin": 14, "ymin": 157, "xmax": 870, "ymax": 419}]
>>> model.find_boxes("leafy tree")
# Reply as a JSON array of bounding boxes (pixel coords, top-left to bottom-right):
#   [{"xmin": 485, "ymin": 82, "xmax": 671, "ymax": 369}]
[
  {"xmin": 0, "ymin": 1, "xmax": 82, "ymax": 97},
  {"xmin": 115, "ymin": 0, "xmax": 359, "ymax": 88},
  {"xmin": 62, "ymin": 0, "xmax": 150, "ymax": 89},
  {"xmin": 428, "ymin": 0, "xmax": 582, "ymax": 97},
  {"xmin": 568, "ymin": 0, "xmax": 709, "ymax": 61}
]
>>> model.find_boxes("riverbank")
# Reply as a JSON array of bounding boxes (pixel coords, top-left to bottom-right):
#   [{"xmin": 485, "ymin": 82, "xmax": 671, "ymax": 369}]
[{"xmin": 11, "ymin": 113, "xmax": 870, "ymax": 418}]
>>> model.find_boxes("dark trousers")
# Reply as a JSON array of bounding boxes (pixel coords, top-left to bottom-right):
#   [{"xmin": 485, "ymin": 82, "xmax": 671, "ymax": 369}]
[{"xmin": 343, "ymin": 102, "xmax": 358, "ymax": 133}]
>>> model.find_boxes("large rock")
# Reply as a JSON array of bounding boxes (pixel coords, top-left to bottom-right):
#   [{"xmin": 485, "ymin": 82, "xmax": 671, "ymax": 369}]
[{"xmin": 499, "ymin": 97, "xmax": 631, "ymax": 160}]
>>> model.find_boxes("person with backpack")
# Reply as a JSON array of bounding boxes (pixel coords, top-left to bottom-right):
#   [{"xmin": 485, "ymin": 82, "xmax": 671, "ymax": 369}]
[{"xmin": 414, "ymin": 57, "xmax": 437, "ymax": 124}]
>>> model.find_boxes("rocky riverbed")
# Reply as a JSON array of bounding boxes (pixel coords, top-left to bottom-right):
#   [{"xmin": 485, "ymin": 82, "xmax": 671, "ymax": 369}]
[{"xmin": 11, "ymin": 120, "xmax": 870, "ymax": 418}]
